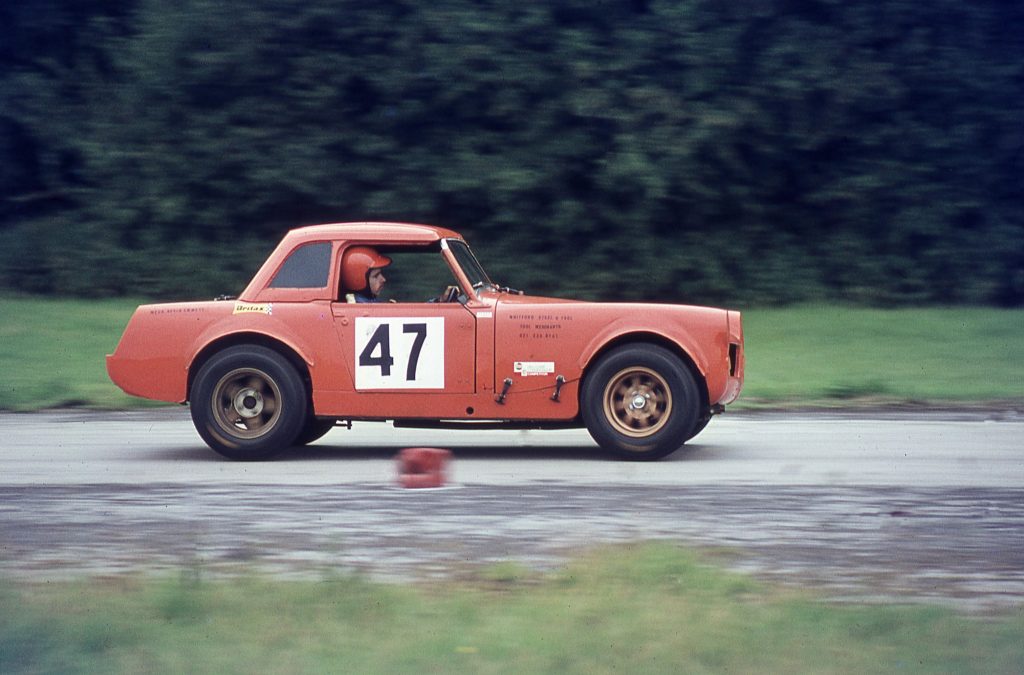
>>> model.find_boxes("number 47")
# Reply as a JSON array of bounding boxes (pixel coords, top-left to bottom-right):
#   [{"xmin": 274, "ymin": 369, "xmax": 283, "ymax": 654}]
[{"xmin": 358, "ymin": 323, "xmax": 428, "ymax": 380}]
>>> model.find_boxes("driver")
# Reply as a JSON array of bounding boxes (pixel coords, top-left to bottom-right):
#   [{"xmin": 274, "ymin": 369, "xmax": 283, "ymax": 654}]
[{"xmin": 341, "ymin": 246, "xmax": 391, "ymax": 303}]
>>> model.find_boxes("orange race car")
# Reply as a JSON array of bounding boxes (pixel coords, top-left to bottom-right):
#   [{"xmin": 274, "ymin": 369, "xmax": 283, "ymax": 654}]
[{"xmin": 107, "ymin": 222, "xmax": 744, "ymax": 461}]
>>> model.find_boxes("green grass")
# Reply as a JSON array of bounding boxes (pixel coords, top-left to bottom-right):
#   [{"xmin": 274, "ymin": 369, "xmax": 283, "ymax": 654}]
[
  {"xmin": 1, "ymin": 296, "xmax": 1021, "ymax": 410},
  {"xmin": 2, "ymin": 544, "xmax": 1021, "ymax": 674},
  {"xmin": 740, "ymin": 305, "xmax": 1023, "ymax": 404},
  {"xmin": 0, "ymin": 296, "xmax": 150, "ymax": 410}
]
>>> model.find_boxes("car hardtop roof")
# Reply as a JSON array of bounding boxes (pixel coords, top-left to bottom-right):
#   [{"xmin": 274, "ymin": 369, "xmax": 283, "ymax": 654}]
[{"xmin": 285, "ymin": 221, "xmax": 463, "ymax": 245}]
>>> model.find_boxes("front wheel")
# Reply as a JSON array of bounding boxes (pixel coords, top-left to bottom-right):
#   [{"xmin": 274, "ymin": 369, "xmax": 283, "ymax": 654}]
[
  {"xmin": 190, "ymin": 345, "xmax": 308, "ymax": 460},
  {"xmin": 581, "ymin": 345, "xmax": 702, "ymax": 461}
]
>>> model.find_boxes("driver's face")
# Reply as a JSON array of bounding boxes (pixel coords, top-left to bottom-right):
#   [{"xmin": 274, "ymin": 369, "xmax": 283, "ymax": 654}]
[{"xmin": 368, "ymin": 267, "xmax": 387, "ymax": 297}]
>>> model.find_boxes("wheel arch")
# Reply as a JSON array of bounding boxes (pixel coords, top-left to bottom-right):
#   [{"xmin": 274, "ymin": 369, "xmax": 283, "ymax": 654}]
[
  {"xmin": 187, "ymin": 333, "xmax": 313, "ymax": 405},
  {"xmin": 579, "ymin": 333, "xmax": 710, "ymax": 415}
]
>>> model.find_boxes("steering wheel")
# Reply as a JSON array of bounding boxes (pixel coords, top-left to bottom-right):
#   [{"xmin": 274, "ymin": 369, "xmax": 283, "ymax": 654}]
[
  {"xmin": 440, "ymin": 284, "xmax": 461, "ymax": 303},
  {"xmin": 428, "ymin": 285, "xmax": 463, "ymax": 303}
]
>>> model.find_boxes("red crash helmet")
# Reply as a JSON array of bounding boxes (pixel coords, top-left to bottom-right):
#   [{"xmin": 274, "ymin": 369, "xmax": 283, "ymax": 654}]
[{"xmin": 341, "ymin": 246, "xmax": 391, "ymax": 292}]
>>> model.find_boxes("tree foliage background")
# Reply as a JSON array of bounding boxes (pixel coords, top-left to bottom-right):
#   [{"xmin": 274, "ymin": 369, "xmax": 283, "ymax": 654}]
[{"xmin": 2, "ymin": 0, "xmax": 1022, "ymax": 305}]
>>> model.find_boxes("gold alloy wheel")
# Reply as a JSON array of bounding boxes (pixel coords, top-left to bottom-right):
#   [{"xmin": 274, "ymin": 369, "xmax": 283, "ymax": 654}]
[
  {"xmin": 211, "ymin": 367, "xmax": 282, "ymax": 439},
  {"xmin": 602, "ymin": 366, "xmax": 673, "ymax": 438}
]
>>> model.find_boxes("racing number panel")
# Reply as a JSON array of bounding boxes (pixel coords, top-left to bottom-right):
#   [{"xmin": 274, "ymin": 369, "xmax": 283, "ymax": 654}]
[{"xmin": 354, "ymin": 316, "xmax": 445, "ymax": 389}]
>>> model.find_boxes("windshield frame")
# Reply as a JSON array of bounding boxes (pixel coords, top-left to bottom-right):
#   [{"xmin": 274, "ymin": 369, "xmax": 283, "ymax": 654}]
[{"xmin": 443, "ymin": 238, "xmax": 493, "ymax": 290}]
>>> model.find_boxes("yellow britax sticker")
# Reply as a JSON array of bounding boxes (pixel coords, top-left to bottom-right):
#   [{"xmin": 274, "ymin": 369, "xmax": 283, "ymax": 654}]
[{"xmin": 233, "ymin": 302, "xmax": 273, "ymax": 315}]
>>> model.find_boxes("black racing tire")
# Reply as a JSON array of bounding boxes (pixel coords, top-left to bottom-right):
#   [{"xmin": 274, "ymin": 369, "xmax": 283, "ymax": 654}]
[
  {"xmin": 295, "ymin": 418, "xmax": 336, "ymax": 446},
  {"xmin": 581, "ymin": 344, "xmax": 702, "ymax": 461},
  {"xmin": 685, "ymin": 415, "xmax": 712, "ymax": 443},
  {"xmin": 190, "ymin": 345, "xmax": 308, "ymax": 460}
]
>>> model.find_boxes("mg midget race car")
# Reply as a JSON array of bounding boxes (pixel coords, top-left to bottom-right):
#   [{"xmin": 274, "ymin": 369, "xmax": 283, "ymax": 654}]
[{"xmin": 107, "ymin": 222, "xmax": 744, "ymax": 461}]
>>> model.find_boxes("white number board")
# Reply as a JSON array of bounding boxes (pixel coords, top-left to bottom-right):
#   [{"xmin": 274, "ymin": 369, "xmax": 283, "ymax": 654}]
[{"xmin": 354, "ymin": 317, "xmax": 445, "ymax": 389}]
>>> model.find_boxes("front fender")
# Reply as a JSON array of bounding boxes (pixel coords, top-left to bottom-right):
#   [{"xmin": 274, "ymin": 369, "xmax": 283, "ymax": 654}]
[{"xmin": 578, "ymin": 317, "xmax": 711, "ymax": 379}]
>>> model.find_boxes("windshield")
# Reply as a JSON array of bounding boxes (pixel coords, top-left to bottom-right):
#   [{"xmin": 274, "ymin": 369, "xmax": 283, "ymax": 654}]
[{"xmin": 446, "ymin": 239, "xmax": 492, "ymax": 289}]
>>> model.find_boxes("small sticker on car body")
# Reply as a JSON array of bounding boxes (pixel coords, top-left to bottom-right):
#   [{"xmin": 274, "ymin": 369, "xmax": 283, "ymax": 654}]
[
  {"xmin": 233, "ymin": 302, "xmax": 273, "ymax": 315},
  {"xmin": 514, "ymin": 361, "xmax": 554, "ymax": 376}
]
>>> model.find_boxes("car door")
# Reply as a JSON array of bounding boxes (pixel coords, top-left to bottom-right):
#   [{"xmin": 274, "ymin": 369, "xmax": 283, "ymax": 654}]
[{"xmin": 331, "ymin": 301, "xmax": 477, "ymax": 397}]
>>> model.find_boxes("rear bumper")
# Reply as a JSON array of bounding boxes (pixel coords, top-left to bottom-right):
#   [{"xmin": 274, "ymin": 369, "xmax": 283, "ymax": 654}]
[{"xmin": 106, "ymin": 352, "xmax": 187, "ymax": 403}]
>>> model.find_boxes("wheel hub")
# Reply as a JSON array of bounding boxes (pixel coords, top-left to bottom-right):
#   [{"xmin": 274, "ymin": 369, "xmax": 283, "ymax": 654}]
[
  {"xmin": 602, "ymin": 366, "xmax": 673, "ymax": 438},
  {"xmin": 210, "ymin": 366, "xmax": 283, "ymax": 441},
  {"xmin": 233, "ymin": 388, "xmax": 264, "ymax": 418}
]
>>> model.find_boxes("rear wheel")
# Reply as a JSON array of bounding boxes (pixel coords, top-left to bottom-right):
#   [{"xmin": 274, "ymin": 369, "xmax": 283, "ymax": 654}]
[
  {"xmin": 295, "ymin": 418, "xmax": 336, "ymax": 446},
  {"xmin": 190, "ymin": 345, "xmax": 307, "ymax": 460},
  {"xmin": 582, "ymin": 344, "xmax": 701, "ymax": 460}
]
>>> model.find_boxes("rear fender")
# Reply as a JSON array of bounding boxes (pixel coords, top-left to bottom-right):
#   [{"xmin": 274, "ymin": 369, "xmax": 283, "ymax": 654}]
[{"xmin": 186, "ymin": 327, "xmax": 315, "ymax": 401}]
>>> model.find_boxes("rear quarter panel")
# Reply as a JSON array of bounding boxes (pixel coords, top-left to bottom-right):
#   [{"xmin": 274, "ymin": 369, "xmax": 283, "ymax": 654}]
[
  {"xmin": 107, "ymin": 300, "xmax": 344, "ymax": 403},
  {"xmin": 107, "ymin": 302, "xmax": 229, "ymax": 401}
]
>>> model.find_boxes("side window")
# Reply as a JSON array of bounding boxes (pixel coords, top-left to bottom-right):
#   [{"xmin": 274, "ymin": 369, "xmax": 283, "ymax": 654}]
[
  {"xmin": 379, "ymin": 248, "xmax": 461, "ymax": 302},
  {"xmin": 269, "ymin": 242, "xmax": 331, "ymax": 288}
]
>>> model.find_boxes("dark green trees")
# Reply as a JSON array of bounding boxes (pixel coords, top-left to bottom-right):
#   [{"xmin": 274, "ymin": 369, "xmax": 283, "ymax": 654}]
[{"xmin": 2, "ymin": 1, "xmax": 1021, "ymax": 304}]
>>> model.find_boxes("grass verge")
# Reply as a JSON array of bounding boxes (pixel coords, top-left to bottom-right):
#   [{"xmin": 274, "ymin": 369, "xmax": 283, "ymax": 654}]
[
  {"xmin": 737, "ymin": 304, "xmax": 1022, "ymax": 406},
  {"xmin": 1, "ymin": 295, "xmax": 1021, "ymax": 410},
  {"xmin": 2, "ymin": 543, "xmax": 1022, "ymax": 674},
  {"xmin": 1, "ymin": 296, "xmax": 153, "ymax": 410}
]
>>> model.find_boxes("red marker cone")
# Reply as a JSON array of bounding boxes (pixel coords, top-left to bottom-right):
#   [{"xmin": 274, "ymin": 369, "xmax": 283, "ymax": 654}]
[{"xmin": 397, "ymin": 447, "xmax": 452, "ymax": 488}]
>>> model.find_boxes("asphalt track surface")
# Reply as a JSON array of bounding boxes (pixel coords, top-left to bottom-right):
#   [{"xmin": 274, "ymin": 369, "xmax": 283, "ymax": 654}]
[{"xmin": 2, "ymin": 409, "xmax": 1022, "ymax": 611}]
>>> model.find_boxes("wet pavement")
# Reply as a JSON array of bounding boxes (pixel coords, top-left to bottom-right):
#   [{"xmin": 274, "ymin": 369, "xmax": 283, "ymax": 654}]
[
  {"xmin": 1, "ymin": 410, "xmax": 1022, "ymax": 612},
  {"xmin": 2, "ymin": 482, "xmax": 1022, "ymax": 612}
]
